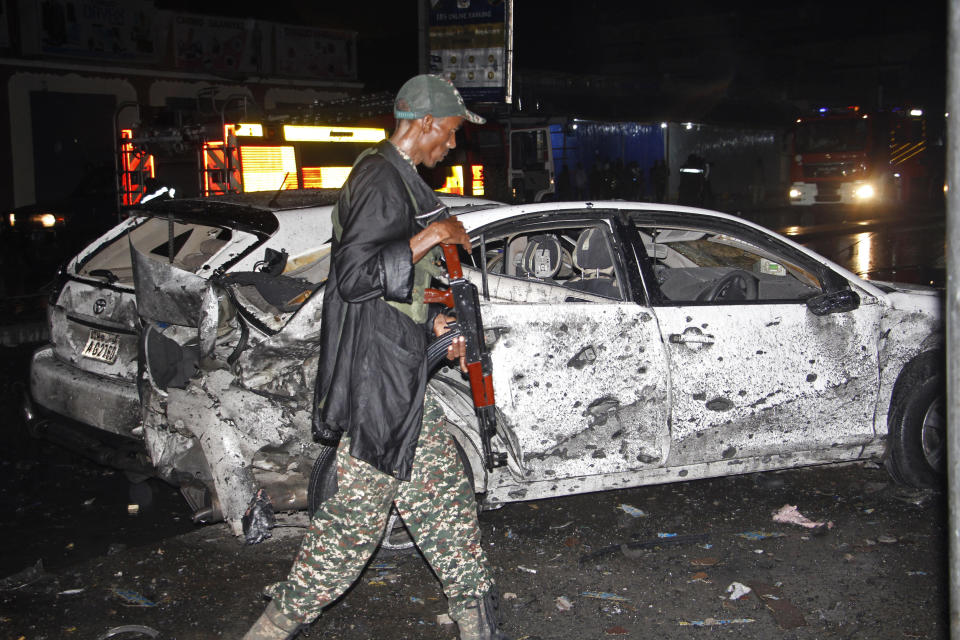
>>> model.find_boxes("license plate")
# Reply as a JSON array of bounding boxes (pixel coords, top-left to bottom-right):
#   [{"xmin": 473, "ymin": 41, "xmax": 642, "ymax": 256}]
[{"xmin": 81, "ymin": 330, "xmax": 120, "ymax": 364}]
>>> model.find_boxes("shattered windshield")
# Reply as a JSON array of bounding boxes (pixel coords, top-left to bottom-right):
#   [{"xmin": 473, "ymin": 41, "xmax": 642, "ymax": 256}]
[{"xmin": 77, "ymin": 217, "xmax": 235, "ymax": 285}]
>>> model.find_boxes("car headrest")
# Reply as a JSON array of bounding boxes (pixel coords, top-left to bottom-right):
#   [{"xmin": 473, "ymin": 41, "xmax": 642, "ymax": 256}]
[
  {"xmin": 521, "ymin": 234, "xmax": 563, "ymax": 279},
  {"xmin": 573, "ymin": 227, "xmax": 614, "ymax": 273}
]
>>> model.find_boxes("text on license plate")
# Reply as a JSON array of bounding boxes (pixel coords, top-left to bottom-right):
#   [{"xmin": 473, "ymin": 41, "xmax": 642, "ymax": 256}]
[{"xmin": 81, "ymin": 330, "xmax": 120, "ymax": 364}]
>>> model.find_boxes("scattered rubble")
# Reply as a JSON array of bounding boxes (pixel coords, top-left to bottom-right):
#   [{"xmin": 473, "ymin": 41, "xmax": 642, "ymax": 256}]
[{"xmin": 772, "ymin": 504, "xmax": 832, "ymax": 530}]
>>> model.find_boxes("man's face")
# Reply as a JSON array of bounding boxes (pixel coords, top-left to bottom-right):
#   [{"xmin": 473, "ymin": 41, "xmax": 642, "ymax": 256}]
[{"xmin": 418, "ymin": 116, "xmax": 463, "ymax": 168}]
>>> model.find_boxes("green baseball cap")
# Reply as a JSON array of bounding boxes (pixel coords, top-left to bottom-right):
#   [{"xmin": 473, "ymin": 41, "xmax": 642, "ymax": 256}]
[{"xmin": 394, "ymin": 74, "xmax": 486, "ymax": 125}]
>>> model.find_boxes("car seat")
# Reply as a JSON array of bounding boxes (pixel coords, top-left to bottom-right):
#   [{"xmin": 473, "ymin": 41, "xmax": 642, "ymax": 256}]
[
  {"xmin": 519, "ymin": 234, "xmax": 563, "ymax": 280},
  {"xmin": 565, "ymin": 227, "xmax": 620, "ymax": 298}
]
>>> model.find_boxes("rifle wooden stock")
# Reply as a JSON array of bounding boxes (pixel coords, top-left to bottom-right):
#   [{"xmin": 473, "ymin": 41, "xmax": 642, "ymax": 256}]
[{"xmin": 425, "ymin": 244, "xmax": 505, "ymax": 470}]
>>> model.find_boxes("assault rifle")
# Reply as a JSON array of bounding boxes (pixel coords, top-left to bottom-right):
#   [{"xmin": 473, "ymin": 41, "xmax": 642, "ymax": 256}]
[{"xmin": 425, "ymin": 244, "xmax": 507, "ymax": 471}]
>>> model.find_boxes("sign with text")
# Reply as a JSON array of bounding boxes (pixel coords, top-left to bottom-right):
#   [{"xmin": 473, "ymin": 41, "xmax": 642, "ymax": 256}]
[
  {"xmin": 38, "ymin": 0, "xmax": 159, "ymax": 62},
  {"xmin": 275, "ymin": 25, "xmax": 356, "ymax": 80},
  {"xmin": 429, "ymin": 0, "xmax": 507, "ymax": 103},
  {"xmin": 172, "ymin": 13, "xmax": 266, "ymax": 74}
]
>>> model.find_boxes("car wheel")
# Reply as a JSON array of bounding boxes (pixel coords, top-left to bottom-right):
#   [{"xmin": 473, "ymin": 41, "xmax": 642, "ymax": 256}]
[
  {"xmin": 306, "ymin": 444, "xmax": 415, "ymax": 555},
  {"xmin": 378, "ymin": 435, "xmax": 478, "ymax": 554},
  {"xmin": 306, "ymin": 435, "xmax": 478, "ymax": 555},
  {"xmin": 885, "ymin": 368, "xmax": 946, "ymax": 488},
  {"xmin": 307, "ymin": 444, "xmax": 338, "ymax": 512}
]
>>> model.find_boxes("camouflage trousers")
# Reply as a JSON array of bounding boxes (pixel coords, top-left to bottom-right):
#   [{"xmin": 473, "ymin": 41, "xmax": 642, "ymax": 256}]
[{"xmin": 264, "ymin": 391, "xmax": 492, "ymax": 624}]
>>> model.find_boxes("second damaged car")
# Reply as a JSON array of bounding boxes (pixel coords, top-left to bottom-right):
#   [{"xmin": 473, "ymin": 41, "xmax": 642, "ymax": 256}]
[{"xmin": 28, "ymin": 195, "xmax": 945, "ymax": 544}]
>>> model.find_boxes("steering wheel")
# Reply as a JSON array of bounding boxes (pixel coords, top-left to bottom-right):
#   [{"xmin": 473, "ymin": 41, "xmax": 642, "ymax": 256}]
[{"xmin": 696, "ymin": 269, "xmax": 760, "ymax": 302}]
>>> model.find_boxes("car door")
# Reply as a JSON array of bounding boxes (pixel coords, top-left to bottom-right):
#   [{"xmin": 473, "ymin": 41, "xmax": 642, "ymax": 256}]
[
  {"xmin": 465, "ymin": 212, "xmax": 670, "ymax": 483},
  {"xmin": 629, "ymin": 212, "xmax": 881, "ymax": 467}
]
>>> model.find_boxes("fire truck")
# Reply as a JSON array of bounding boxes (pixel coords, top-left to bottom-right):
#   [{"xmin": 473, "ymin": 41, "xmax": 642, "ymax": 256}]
[{"xmin": 787, "ymin": 106, "xmax": 931, "ymax": 206}]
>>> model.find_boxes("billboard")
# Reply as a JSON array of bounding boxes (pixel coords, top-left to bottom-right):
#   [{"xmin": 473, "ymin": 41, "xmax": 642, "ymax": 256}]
[
  {"xmin": 274, "ymin": 25, "xmax": 357, "ymax": 80},
  {"xmin": 428, "ymin": 0, "xmax": 508, "ymax": 103},
  {"xmin": 37, "ymin": 0, "xmax": 159, "ymax": 62},
  {"xmin": 172, "ymin": 14, "xmax": 267, "ymax": 74}
]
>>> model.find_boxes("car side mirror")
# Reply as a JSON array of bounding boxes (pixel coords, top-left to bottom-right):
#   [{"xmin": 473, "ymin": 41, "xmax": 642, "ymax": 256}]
[{"xmin": 806, "ymin": 289, "xmax": 860, "ymax": 316}]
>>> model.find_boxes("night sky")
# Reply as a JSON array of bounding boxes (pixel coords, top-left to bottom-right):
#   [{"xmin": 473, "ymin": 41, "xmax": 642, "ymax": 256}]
[{"xmin": 154, "ymin": 1, "xmax": 948, "ymax": 119}]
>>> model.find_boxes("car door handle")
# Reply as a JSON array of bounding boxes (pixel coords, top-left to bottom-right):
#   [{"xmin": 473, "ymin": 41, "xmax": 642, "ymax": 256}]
[{"xmin": 669, "ymin": 333, "xmax": 715, "ymax": 345}]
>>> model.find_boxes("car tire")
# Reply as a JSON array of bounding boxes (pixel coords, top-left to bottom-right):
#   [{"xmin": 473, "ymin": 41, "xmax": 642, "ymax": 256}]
[
  {"xmin": 306, "ymin": 433, "xmax": 478, "ymax": 556},
  {"xmin": 306, "ymin": 443, "xmax": 416, "ymax": 556},
  {"xmin": 885, "ymin": 362, "xmax": 946, "ymax": 489},
  {"xmin": 307, "ymin": 444, "xmax": 339, "ymax": 513}
]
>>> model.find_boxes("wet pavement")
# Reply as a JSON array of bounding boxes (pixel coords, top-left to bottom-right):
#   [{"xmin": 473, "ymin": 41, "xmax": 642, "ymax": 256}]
[
  {"xmin": 0, "ymin": 454, "xmax": 947, "ymax": 640},
  {"xmin": 742, "ymin": 203, "xmax": 946, "ymax": 288}
]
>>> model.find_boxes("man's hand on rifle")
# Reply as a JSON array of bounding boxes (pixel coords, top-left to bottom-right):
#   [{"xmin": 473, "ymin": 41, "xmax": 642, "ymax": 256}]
[
  {"xmin": 410, "ymin": 216, "xmax": 472, "ymax": 263},
  {"xmin": 433, "ymin": 313, "xmax": 467, "ymax": 372}
]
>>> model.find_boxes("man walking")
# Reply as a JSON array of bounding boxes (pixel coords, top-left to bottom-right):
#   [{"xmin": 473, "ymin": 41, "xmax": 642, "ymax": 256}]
[{"xmin": 242, "ymin": 75, "xmax": 507, "ymax": 640}]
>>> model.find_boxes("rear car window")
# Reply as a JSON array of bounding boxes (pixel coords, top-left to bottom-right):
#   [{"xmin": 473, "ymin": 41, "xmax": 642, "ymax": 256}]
[{"xmin": 78, "ymin": 217, "xmax": 233, "ymax": 285}]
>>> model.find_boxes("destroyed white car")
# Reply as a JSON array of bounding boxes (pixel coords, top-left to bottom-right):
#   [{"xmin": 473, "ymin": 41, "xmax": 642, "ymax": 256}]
[{"xmin": 28, "ymin": 194, "xmax": 944, "ymax": 541}]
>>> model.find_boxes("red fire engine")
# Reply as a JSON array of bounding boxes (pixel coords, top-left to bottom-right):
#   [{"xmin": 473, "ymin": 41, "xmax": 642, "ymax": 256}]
[{"xmin": 788, "ymin": 106, "xmax": 930, "ymax": 206}]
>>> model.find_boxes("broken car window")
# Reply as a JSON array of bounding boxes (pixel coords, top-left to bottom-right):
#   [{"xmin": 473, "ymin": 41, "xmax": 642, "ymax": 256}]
[
  {"xmin": 637, "ymin": 225, "xmax": 822, "ymax": 304},
  {"xmin": 463, "ymin": 222, "xmax": 624, "ymax": 303},
  {"xmin": 78, "ymin": 218, "xmax": 234, "ymax": 284}
]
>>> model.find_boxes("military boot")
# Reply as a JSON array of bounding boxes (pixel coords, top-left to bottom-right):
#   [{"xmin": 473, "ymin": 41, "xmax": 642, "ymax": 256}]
[
  {"xmin": 242, "ymin": 601, "xmax": 303, "ymax": 640},
  {"xmin": 453, "ymin": 589, "xmax": 510, "ymax": 640}
]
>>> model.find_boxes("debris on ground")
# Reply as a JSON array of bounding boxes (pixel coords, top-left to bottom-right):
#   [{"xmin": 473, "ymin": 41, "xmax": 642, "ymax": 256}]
[
  {"xmin": 555, "ymin": 595, "xmax": 573, "ymax": 611},
  {"xmin": 678, "ymin": 617, "xmax": 756, "ymax": 626},
  {"xmin": 112, "ymin": 588, "xmax": 158, "ymax": 607},
  {"xmin": 618, "ymin": 504, "xmax": 647, "ymax": 518},
  {"xmin": 690, "ymin": 557, "xmax": 718, "ymax": 567},
  {"xmin": 58, "ymin": 588, "xmax": 85, "ymax": 595},
  {"xmin": 437, "ymin": 613, "xmax": 454, "ymax": 625},
  {"xmin": 877, "ymin": 534, "xmax": 899, "ymax": 544},
  {"xmin": 751, "ymin": 581, "xmax": 807, "ymax": 629},
  {"xmin": 772, "ymin": 504, "xmax": 832, "ymax": 529},
  {"xmin": 97, "ymin": 625, "xmax": 160, "ymax": 639},
  {"xmin": 0, "ymin": 560, "xmax": 45, "ymax": 591},
  {"xmin": 550, "ymin": 520, "xmax": 574, "ymax": 530},
  {"xmin": 689, "ymin": 572, "xmax": 710, "ymax": 583},
  {"xmin": 727, "ymin": 582, "xmax": 752, "ymax": 600},
  {"xmin": 580, "ymin": 532, "xmax": 709, "ymax": 562},
  {"xmin": 582, "ymin": 591, "xmax": 630, "ymax": 602},
  {"xmin": 893, "ymin": 487, "xmax": 933, "ymax": 507},
  {"xmin": 604, "ymin": 625, "xmax": 629, "ymax": 634},
  {"xmin": 517, "ymin": 565, "xmax": 537, "ymax": 574},
  {"xmin": 242, "ymin": 488, "xmax": 276, "ymax": 545},
  {"xmin": 737, "ymin": 530, "xmax": 785, "ymax": 540}
]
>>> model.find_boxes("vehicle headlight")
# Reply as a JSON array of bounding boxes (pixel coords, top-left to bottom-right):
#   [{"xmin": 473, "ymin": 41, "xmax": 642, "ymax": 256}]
[
  {"xmin": 853, "ymin": 183, "xmax": 875, "ymax": 200},
  {"xmin": 30, "ymin": 213, "xmax": 58, "ymax": 227},
  {"xmin": 7, "ymin": 213, "xmax": 14, "ymax": 226},
  {"xmin": 789, "ymin": 188, "xmax": 802, "ymax": 199}
]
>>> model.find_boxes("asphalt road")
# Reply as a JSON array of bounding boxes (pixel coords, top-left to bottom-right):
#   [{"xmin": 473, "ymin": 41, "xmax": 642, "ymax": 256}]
[
  {"xmin": 0, "ymin": 457, "xmax": 946, "ymax": 640},
  {"xmin": 0, "ymin": 340, "xmax": 949, "ymax": 640}
]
